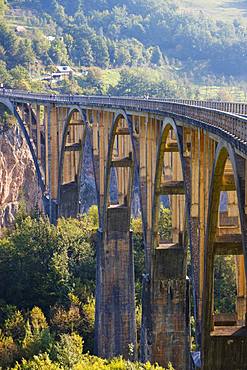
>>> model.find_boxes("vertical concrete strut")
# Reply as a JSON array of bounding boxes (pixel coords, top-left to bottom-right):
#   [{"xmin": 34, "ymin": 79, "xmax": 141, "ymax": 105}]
[
  {"xmin": 127, "ymin": 115, "xmax": 152, "ymax": 363},
  {"xmin": 47, "ymin": 104, "xmax": 53, "ymax": 221},
  {"xmin": 88, "ymin": 121, "xmax": 101, "ymax": 221}
]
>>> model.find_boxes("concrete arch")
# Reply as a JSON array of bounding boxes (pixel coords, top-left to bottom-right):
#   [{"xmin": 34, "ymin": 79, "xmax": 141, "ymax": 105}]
[
  {"xmin": 152, "ymin": 117, "xmax": 199, "ymax": 320},
  {"xmin": 146, "ymin": 117, "xmax": 192, "ymax": 368},
  {"xmin": 202, "ymin": 142, "xmax": 247, "ymax": 370},
  {"xmin": 0, "ymin": 98, "xmax": 45, "ymax": 193},
  {"xmin": 102, "ymin": 109, "xmax": 135, "ymax": 230},
  {"xmin": 57, "ymin": 106, "xmax": 90, "ymax": 218},
  {"xmin": 152, "ymin": 117, "xmax": 185, "ymax": 243},
  {"xmin": 0, "ymin": 97, "xmax": 15, "ymax": 114}
]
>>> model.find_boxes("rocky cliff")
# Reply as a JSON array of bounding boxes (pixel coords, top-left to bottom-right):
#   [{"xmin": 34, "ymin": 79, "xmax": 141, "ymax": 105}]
[{"xmin": 0, "ymin": 125, "xmax": 42, "ymax": 228}]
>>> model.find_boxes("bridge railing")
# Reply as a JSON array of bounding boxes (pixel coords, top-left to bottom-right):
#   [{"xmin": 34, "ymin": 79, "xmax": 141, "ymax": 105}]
[
  {"xmin": 1, "ymin": 88, "xmax": 247, "ymax": 115},
  {"xmin": 160, "ymin": 99, "xmax": 247, "ymax": 116},
  {"xmin": 1, "ymin": 89, "xmax": 247, "ymax": 148}
]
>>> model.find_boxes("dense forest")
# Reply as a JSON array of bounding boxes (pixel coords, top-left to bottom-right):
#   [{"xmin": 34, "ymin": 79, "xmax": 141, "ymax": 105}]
[
  {"xmin": 0, "ymin": 0, "xmax": 247, "ymax": 98},
  {"xmin": 5, "ymin": 0, "xmax": 247, "ymax": 76}
]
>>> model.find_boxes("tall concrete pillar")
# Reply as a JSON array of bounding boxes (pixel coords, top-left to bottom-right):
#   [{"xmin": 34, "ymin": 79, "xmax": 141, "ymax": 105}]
[
  {"xmin": 59, "ymin": 182, "xmax": 79, "ymax": 218},
  {"xmin": 149, "ymin": 245, "xmax": 189, "ymax": 370},
  {"xmin": 95, "ymin": 205, "xmax": 137, "ymax": 360}
]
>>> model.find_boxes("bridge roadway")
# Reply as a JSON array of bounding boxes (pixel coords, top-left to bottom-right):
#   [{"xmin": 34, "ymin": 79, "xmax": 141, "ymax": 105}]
[{"xmin": 0, "ymin": 89, "xmax": 247, "ymax": 370}]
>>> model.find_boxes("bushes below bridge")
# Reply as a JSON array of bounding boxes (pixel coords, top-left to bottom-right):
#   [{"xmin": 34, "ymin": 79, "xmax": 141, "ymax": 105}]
[
  {"xmin": 0, "ymin": 203, "xmax": 236, "ymax": 368},
  {"xmin": 0, "ymin": 305, "xmax": 173, "ymax": 369}
]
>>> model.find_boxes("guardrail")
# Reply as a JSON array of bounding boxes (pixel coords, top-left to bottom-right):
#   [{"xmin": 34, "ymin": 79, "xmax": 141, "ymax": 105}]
[
  {"xmin": 1, "ymin": 88, "xmax": 247, "ymax": 114},
  {"xmin": 1, "ymin": 89, "xmax": 247, "ymax": 149}
]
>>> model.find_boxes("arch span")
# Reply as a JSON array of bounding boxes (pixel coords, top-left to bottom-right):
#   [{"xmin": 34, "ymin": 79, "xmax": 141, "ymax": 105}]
[
  {"xmin": 57, "ymin": 106, "xmax": 90, "ymax": 218},
  {"xmin": 0, "ymin": 98, "xmax": 45, "ymax": 193},
  {"xmin": 202, "ymin": 142, "xmax": 247, "ymax": 370},
  {"xmin": 146, "ymin": 117, "xmax": 191, "ymax": 369},
  {"xmin": 102, "ymin": 109, "xmax": 136, "ymax": 229}
]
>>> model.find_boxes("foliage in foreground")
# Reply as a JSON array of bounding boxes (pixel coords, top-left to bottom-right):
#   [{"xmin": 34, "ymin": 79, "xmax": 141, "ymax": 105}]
[
  {"xmin": 0, "ymin": 304, "xmax": 172, "ymax": 369},
  {"xmin": 12, "ymin": 352, "xmax": 174, "ymax": 370},
  {"xmin": 0, "ymin": 202, "xmax": 237, "ymax": 369}
]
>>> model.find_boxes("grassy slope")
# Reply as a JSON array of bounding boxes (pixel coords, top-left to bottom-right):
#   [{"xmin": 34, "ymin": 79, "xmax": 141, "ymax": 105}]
[{"xmin": 181, "ymin": 0, "xmax": 247, "ymax": 22}]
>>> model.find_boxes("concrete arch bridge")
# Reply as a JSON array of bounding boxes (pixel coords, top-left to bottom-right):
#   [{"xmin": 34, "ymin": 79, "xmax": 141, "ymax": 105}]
[{"xmin": 0, "ymin": 90, "xmax": 247, "ymax": 370}]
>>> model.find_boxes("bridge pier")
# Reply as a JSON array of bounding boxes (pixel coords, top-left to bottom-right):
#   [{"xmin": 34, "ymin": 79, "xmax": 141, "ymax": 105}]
[
  {"xmin": 148, "ymin": 243, "xmax": 189, "ymax": 370},
  {"xmin": 59, "ymin": 182, "xmax": 80, "ymax": 218},
  {"xmin": 95, "ymin": 205, "xmax": 137, "ymax": 360}
]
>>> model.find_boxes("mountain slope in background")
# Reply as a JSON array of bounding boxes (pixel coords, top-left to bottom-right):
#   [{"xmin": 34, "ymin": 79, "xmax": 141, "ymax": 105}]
[
  {"xmin": 4, "ymin": 0, "xmax": 247, "ymax": 78},
  {"xmin": 182, "ymin": 0, "xmax": 247, "ymax": 22},
  {"xmin": 0, "ymin": 0, "xmax": 247, "ymax": 100}
]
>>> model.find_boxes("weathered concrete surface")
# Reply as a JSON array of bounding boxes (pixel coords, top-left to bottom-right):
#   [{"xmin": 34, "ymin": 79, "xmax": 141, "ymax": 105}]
[
  {"xmin": 203, "ymin": 327, "xmax": 247, "ymax": 370},
  {"xmin": 59, "ymin": 182, "xmax": 79, "ymax": 218},
  {"xmin": 149, "ymin": 245, "xmax": 189, "ymax": 370},
  {"xmin": 95, "ymin": 205, "xmax": 137, "ymax": 360}
]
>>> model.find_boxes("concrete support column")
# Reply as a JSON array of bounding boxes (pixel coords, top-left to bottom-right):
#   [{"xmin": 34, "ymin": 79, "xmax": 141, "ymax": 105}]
[
  {"xmin": 36, "ymin": 105, "xmax": 41, "ymax": 161},
  {"xmin": 149, "ymin": 246, "xmax": 188, "ymax": 370},
  {"xmin": 236, "ymin": 255, "xmax": 247, "ymax": 324},
  {"xmin": 95, "ymin": 205, "xmax": 137, "ymax": 360}
]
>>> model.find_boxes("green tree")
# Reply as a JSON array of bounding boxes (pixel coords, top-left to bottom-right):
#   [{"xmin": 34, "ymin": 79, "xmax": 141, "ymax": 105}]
[
  {"xmin": 150, "ymin": 46, "xmax": 163, "ymax": 66},
  {"xmin": 0, "ymin": 216, "xmax": 70, "ymax": 311},
  {"xmin": 0, "ymin": 23, "xmax": 18, "ymax": 64},
  {"xmin": 214, "ymin": 256, "xmax": 237, "ymax": 313},
  {"xmin": 32, "ymin": 30, "xmax": 51, "ymax": 63},
  {"xmin": 0, "ymin": 330, "xmax": 18, "ymax": 368},
  {"xmin": 79, "ymin": 40, "xmax": 95, "ymax": 67},
  {"xmin": 0, "ymin": 61, "xmax": 10, "ymax": 85},
  {"xmin": 15, "ymin": 40, "xmax": 36, "ymax": 66},
  {"xmin": 158, "ymin": 205, "xmax": 172, "ymax": 241},
  {"xmin": 0, "ymin": 0, "xmax": 7, "ymax": 16},
  {"xmin": 49, "ymin": 39, "xmax": 69, "ymax": 65},
  {"xmin": 3, "ymin": 309, "xmax": 25, "ymax": 342},
  {"xmin": 51, "ymin": 332, "xmax": 83, "ymax": 369},
  {"xmin": 9, "ymin": 66, "xmax": 32, "ymax": 90},
  {"xmin": 91, "ymin": 35, "xmax": 110, "ymax": 68}
]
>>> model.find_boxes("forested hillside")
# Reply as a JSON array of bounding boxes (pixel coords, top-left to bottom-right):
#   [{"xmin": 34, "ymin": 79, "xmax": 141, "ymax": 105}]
[
  {"xmin": 1, "ymin": 0, "xmax": 247, "ymax": 97},
  {"xmin": 5, "ymin": 0, "xmax": 247, "ymax": 75}
]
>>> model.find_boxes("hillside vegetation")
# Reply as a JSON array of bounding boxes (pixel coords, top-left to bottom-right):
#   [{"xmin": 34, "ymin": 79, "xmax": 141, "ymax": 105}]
[
  {"xmin": 5, "ymin": 0, "xmax": 247, "ymax": 76},
  {"xmin": 1, "ymin": 0, "xmax": 247, "ymax": 96}
]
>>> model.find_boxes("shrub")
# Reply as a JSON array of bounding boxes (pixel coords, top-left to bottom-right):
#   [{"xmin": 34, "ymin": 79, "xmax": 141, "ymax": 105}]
[
  {"xmin": 51, "ymin": 332, "xmax": 83, "ymax": 369},
  {"xmin": 22, "ymin": 307, "xmax": 53, "ymax": 359},
  {"xmin": 3, "ymin": 308, "xmax": 25, "ymax": 342},
  {"xmin": 50, "ymin": 304, "xmax": 81, "ymax": 336},
  {"xmin": 11, "ymin": 352, "xmax": 61, "ymax": 370},
  {"xmin": 0, "ymin": 329, "xmax": 19, "ymax": 368}
]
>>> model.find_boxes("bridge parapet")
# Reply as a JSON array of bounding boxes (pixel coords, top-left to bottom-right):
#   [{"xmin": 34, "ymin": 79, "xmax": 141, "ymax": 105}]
[{"xmin": 1, "ymin": 89, "xmax": 247, "ymax": 152}]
